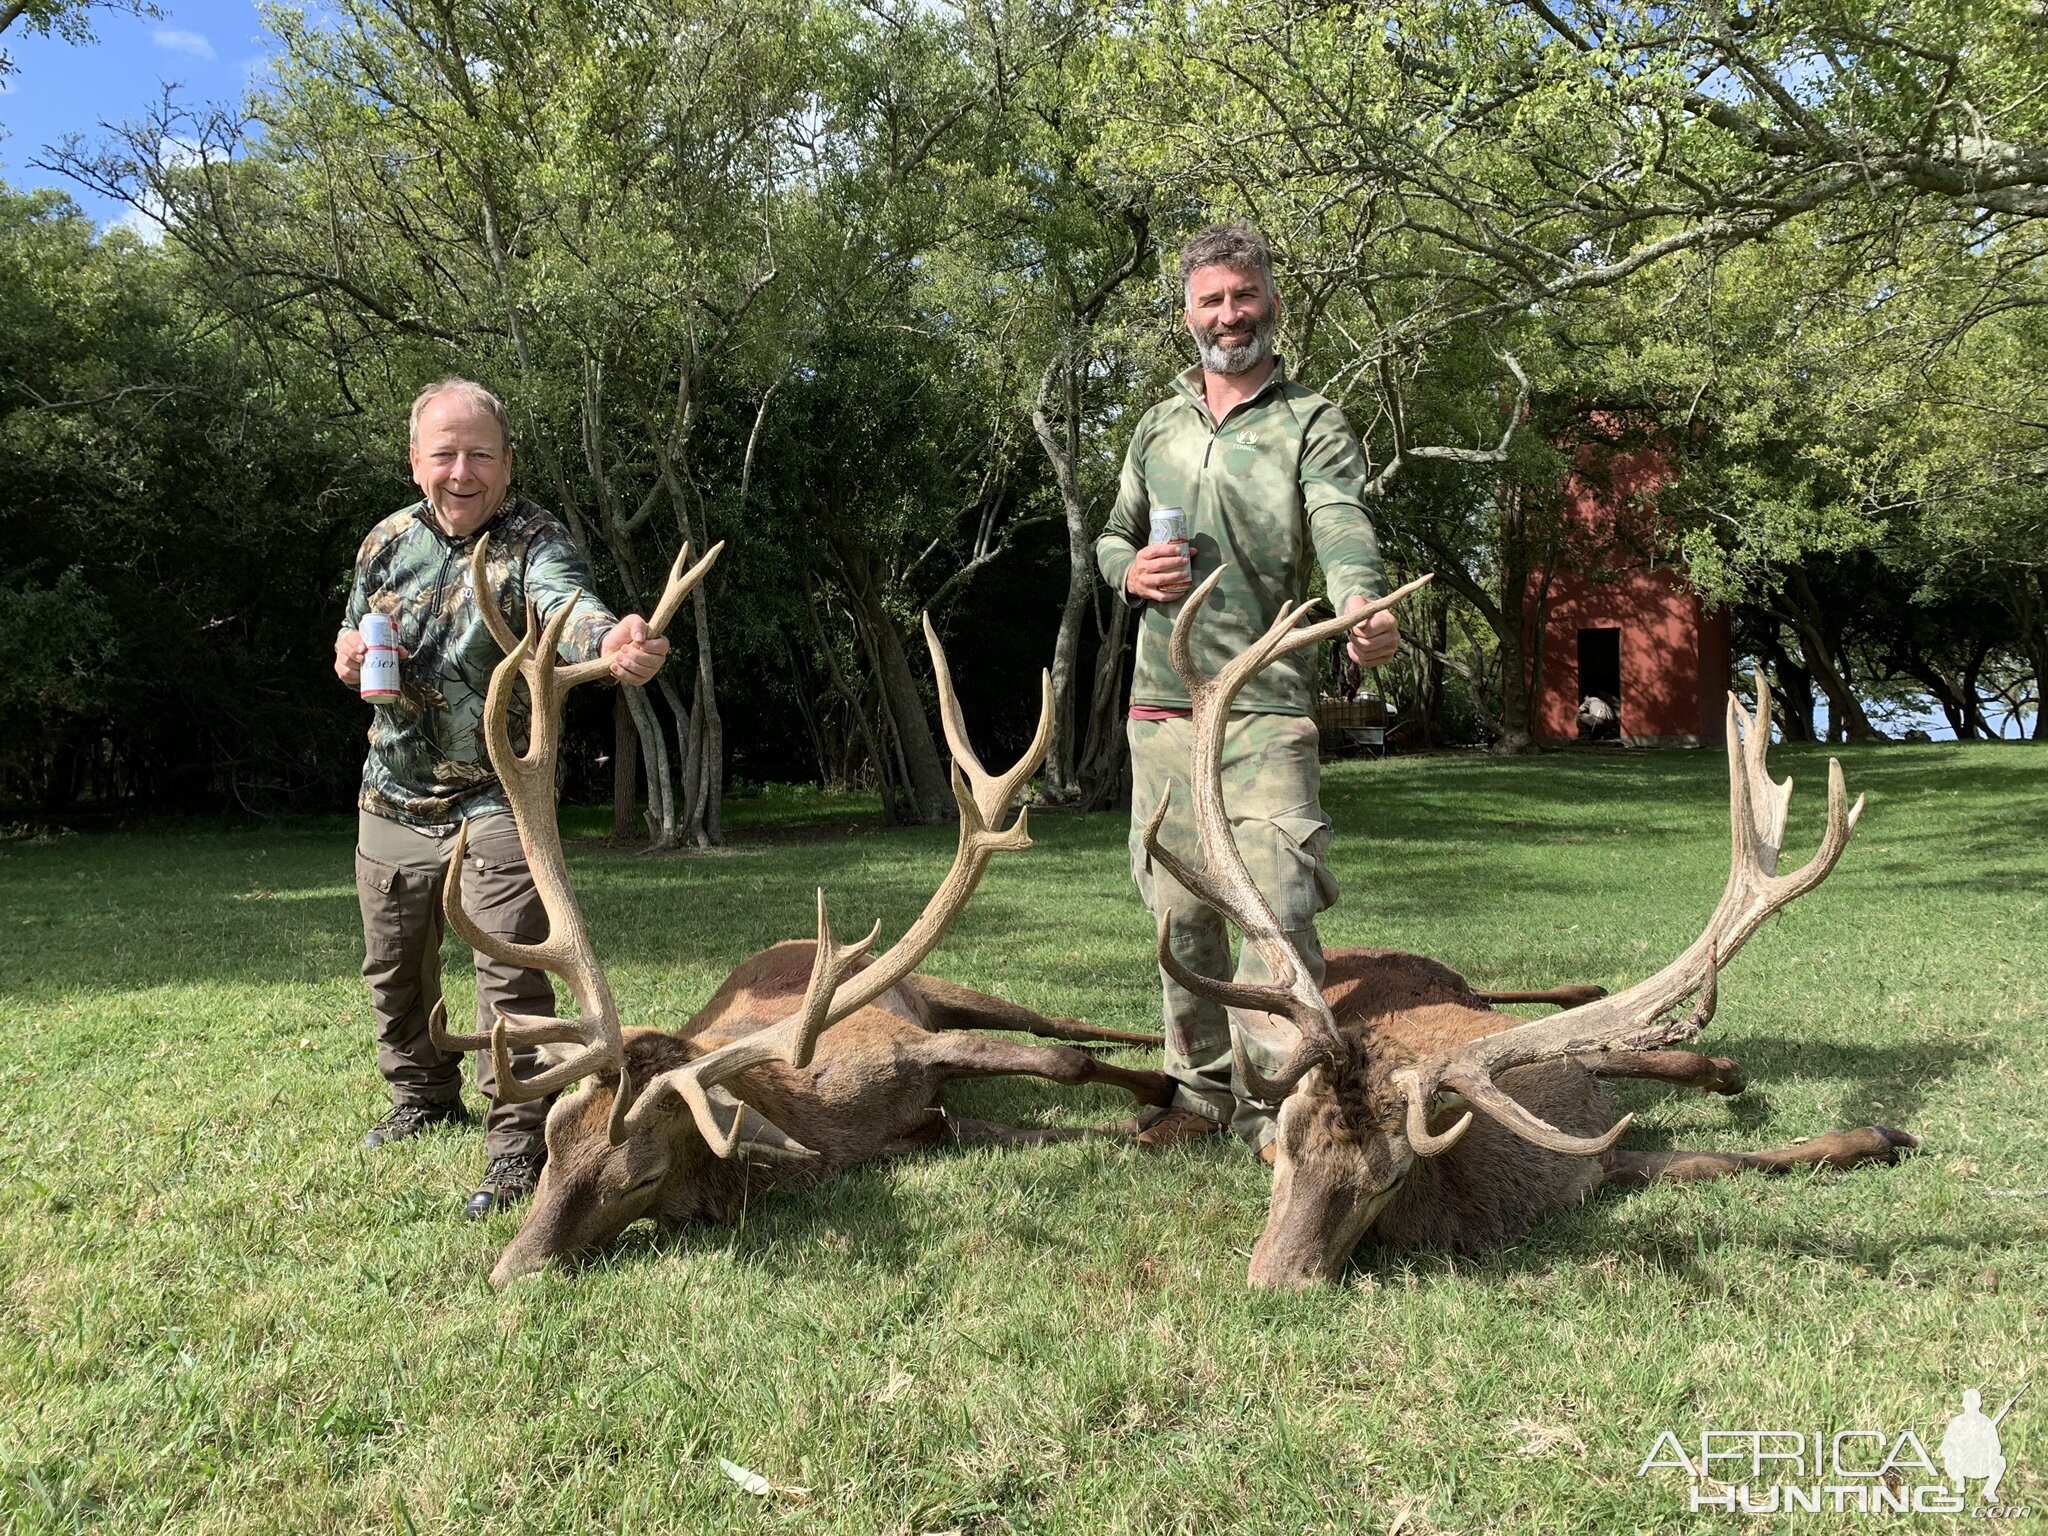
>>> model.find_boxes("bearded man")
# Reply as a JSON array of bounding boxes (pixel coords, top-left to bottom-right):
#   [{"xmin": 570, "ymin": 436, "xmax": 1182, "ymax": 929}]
[
  {"xmin": 1094, "ymin": 223, "xmax": 1399, "ymax": 1163},
  {"xmin": 334, "ymin": 378, "xmax": 669, "ymax": 1218}
]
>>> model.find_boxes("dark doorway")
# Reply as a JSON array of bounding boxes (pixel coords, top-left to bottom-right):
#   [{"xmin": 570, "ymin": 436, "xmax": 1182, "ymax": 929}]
[{"xmin": 1577, "ymin": 627, "xmax": 1622, "ymax": 739}]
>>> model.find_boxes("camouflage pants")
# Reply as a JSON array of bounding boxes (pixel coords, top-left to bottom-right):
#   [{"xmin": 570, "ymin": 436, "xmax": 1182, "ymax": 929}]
[
  {"xmin": 1126, "ymin": 712, "xmax": 1337, "ymax": 1149},
  {"xmin": 355, "ymin": 809, "xmax": 556, "ymax": 1159}
]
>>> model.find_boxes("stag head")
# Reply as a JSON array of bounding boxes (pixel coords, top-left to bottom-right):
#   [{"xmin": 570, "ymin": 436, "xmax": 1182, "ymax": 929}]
[
  {"xmin": 1146, "ymin": 571, "xmax": 1862, "ymax": 1287},
  {"xmin": 439, "ymin": 536, "xmax": 1053, "ymax": 1283}
]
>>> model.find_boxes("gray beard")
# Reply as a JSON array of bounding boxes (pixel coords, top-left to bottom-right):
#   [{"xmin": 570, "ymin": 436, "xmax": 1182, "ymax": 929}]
[{"xmin": 1194, "ymin": 315, "xmax": 1277, "ymax": 375}]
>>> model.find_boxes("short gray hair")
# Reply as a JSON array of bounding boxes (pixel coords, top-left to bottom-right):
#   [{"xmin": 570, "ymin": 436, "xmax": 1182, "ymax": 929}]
[
  {"xmin": 409, "ymin": 378, "xmax": 511, "ymax": 449},
  {"xmin": 1178, "ymin": 223, "xmax": 1275, "ymax": 297}
]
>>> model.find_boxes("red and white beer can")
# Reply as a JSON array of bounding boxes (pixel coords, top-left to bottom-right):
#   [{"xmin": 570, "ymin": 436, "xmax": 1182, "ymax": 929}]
[{"xmin": 359, "ymin": 612, "xmax": 403, "ymax": 703}]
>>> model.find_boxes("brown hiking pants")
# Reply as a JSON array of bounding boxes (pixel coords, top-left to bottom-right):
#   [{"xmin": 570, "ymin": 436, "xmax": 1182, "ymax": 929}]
[{"xmin": 355, "ymin": 809, "xmax": 554, "ymax": 1158}]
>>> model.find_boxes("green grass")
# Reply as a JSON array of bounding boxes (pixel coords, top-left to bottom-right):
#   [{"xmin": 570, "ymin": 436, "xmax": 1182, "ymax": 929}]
[{"xmin": 1, "ymin": 745, "xmax": 2043, "ymax": 1534}]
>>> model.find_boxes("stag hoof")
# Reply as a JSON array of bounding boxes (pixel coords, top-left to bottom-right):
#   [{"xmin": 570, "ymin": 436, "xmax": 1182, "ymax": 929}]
[
  {"xmin": 1702, "ymin": 1057, "xmax": 1747, "ymax": 1095},
  {"xmin": 463, "ymin": 1151, "xmax": 545, "ymax": 1220}
]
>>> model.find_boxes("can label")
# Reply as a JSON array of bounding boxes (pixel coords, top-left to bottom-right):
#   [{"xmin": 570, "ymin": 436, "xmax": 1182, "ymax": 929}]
[
  {"xmin": 1149, "ymin": 508, "xmax": 1192, "ymax": 584},
  {"xmin": 359, "ymin": 612, "xmax": 402, "ymax": 702}
]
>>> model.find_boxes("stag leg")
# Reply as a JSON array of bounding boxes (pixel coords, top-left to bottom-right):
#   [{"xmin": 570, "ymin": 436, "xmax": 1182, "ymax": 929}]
[
  {"xmin": 923, "ymin": 1034, "xmax": 1176, "ymax": 1106},
  {"xmin": 910, "ymin": 974, "xmax": 1161, "ymax": 1047},
  {"xmin": 1602, "ymin": 1126, "xmax": 1916, "ymax": 1189},
  {"xmin": 1577, "ymin": 1049, "xmax": 1747, "ymax": 1095}
]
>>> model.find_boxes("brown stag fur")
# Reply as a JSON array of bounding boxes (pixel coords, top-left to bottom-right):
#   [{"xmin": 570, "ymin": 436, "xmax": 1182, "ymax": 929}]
[
  {"xmin": 1250, "ymin": 947, "xmax": 1913, "ymax": 1287},
  {"xmin": 490, "ymin": 940, "xmax": 1170, "ymax": 1286}
]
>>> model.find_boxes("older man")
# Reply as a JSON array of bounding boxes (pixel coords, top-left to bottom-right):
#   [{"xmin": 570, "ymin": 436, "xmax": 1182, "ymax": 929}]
[
  {"xmin": 1095, "ymin": 224, "xmax": 1399, "ymax": 1162},
  {"xmin": 334, "ymin": 378, "xmax": 668, "ymax": 1218}
]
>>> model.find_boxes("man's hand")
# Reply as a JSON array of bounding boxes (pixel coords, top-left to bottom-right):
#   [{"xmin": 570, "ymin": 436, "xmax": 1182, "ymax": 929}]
[
  {"xmin": 336, "ymin": 628, "xmax": 410, "ymax": 688},
  {"xmin": 1125, "ymin": 541, "xmax": 1194, "ymax": 603},
  {"xmin": 335, "ymin": 629, "xmax": 368, "ymax": 687},
  {"xmin": 1344, "ymin": 594, "xmax": 1400, "ymax": 668},
  {"xmin": 601, "ymin": 615, "xmax": 671, "ymax": 685}
]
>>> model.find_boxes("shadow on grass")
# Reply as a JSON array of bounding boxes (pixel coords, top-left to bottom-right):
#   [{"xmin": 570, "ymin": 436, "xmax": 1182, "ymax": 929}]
[
  {"xmin": 1354, "ymin": 1196, "xmax": 2037, "ymax": 1300},
  {"xmin": 585, "ymin": 1170, "xmax": 926, "ymax": 1279}
]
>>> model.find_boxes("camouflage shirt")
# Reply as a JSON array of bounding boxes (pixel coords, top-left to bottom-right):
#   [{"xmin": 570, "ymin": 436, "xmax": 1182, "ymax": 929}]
[
  {"xmin": 341, "ymin": 495, "xmax": 617, "ymax": 828},
  {"xmin": 1095, "ymin": 360, "xmax": 1386, "ymax": 715}
]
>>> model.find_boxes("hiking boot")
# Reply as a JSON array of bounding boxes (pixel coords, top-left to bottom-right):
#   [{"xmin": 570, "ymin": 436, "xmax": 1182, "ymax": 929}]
[
  {"xmin": 1256, "ymin": 1141, "xmax": 1278, "ymax": 1168},
  {"xmin": 1120, "ymin": 1106, "xmax": 1223, "ymax": 1151},
  {"xmin": 463, "ymin": 1152, "xmax": 546, "ymax": 1220},
  {"xmin": 363, "ymin": 1101, "xmax": 471, "ymax": 1149}
]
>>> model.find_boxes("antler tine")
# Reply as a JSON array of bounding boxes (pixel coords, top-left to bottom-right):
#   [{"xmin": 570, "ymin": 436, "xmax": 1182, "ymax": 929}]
[
  {"xmin": 924, "ymin": 612, "xmax": 1052, "ymax": 828},
  {"xmin": 1397, "ymin": 672, "xmax": 1862, "ymax": 1161},
  {"xmin": 627, "ymin": 619, "xmax": 1047, "ymax": 1154},
  {"xmin": 649, "ymin": 540, "xmax": 724, "ymax": 638},
  {"xmin": 1395, "ymin": 1069, "xmax": 1473, "ymax": 1157},
  {"xmin": 790, "ymin": 889, "xmax": 885, "ymax": 1071}
]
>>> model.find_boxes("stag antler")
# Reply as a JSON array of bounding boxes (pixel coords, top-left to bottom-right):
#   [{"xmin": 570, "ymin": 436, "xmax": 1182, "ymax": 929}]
[
  {"xmin": 1139, "ymin": 568, "xmax": 1434, "ymax": 1100},
  {"xmin": 623, "ymin": 615, "xmax": 1054, "ymax": 1155},
  {"xmin": 1388, "ymin": 668, "xmax": 1864, "ymax": 1158},
  {"xmin": 431, "ymin": 535, "xmax": 723, "ymax": 1143}
]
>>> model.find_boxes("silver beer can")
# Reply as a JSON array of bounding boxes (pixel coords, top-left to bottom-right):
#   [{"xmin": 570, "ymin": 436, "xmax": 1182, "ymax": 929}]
[
  {"xmin": 359, "ymin": 611, "xmax": 402, "ymax": 703},
  {"xmin": 1149, "ymin": 507, "xmax": 1192, "ymax": 583}
]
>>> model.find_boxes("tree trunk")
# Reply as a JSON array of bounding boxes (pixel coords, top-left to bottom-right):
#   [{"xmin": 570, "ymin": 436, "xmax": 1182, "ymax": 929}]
[
  {"xmin": 1076, "ymin": 590, "xmax": 1136, "ymax": 811},
  {"xmin": 1776, "ymin": 569, "xmax": 1886, "ymax": 742},
  {"xmin": 664, "ymin": 467, "xmax": 724, "ymax": 847},
  {"xmin": 1418, "ymin": 586, "xmax": 1448, "ymax": 746},
  {"xmin": 836, "ymin": 543, "xmax": 952, "ymax": 824},
  {"xmin": 623, "ymin": 683, "xmax": 674, "ymax": 844},
  {"xmin": 782, "ymin": 635, "xmax": 833, "ymax": 789},
  {"xmin": 612, "ymin": 690, "xmax": 639, "ymax": 839},
  {"xmin": 1034, "ymin": 350, "xmax": 1090, "ymax": 804},
  {"xmin": 804, "ymin": 575, "xmax": 899, "ymax": 824},
  {"xmin": 1757, "ymin": 625, "xmax": 1817, "ymax": 741},
  {"xmin": 2021, "ymin": 572, "xmax": 2048, "ymax": 741}
]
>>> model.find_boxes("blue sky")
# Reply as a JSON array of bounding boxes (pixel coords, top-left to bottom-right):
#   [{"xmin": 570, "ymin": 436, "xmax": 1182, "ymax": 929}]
[{"xmin": 1, "ymin": 1, "xmax": 273, "ymax": 224}]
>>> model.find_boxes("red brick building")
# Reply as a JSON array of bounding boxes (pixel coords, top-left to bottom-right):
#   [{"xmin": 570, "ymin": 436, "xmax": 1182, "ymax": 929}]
[{"xmin": 1523, "ymin": 422, "xmax": 1731, "ymax": 747}]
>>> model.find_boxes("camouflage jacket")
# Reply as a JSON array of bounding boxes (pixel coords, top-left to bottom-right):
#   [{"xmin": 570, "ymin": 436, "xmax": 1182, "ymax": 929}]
[
  {"xmin": 341, "ymin": 495, "xmax": 617, "ymax": 828},
  {"xmin": 1094, "ymin": 361, "xmax": 1386, "ymax": 715}
]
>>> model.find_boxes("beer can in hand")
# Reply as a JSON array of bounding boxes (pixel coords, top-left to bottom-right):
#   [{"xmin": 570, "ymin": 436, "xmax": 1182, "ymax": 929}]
[
  {"xmin": 1149, "ymin": 507, "xmax": 1192, "ymax": 585},
  {"xmin": 358, "ymin": 612, "xmax": 402, "ymax": 703}
]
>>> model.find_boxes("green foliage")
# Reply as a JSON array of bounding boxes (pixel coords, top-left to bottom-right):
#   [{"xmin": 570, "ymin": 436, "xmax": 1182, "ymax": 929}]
[
  {"xmin": 0, "ymin": 184, "xmax": 373, "ymax": 808},
  {"xmin": 10, "ymin": 0, "xmax": 2048, "ymax": 808},
  {"xmin": 0, "ymin": 567, "xmax": 118, "ymax": 716}
]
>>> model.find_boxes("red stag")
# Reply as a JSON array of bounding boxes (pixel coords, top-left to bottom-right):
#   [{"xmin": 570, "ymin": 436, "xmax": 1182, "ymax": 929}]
[
  {"xmin": 1143, "ymin": 569, "xmax": 1915, "ymax": 1287},
  {"xmin": 433, "ymin": 538, "xmax": 1171, "ymax": 1285}
]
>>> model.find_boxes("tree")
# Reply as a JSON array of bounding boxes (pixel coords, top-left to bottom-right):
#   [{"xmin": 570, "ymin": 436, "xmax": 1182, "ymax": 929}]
[{"xmin": 0, "ymin": 184, "xmax": 366, "ymax": 808}]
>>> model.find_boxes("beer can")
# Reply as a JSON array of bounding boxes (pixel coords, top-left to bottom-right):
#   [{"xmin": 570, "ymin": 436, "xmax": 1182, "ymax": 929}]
[
  {"xmin": 1149, "ymin": 507, "xmax": 1192, "ymax": 583},
  {"xmin": 359, "ymin": 612, "xmax": 403, "ymax": 703}
]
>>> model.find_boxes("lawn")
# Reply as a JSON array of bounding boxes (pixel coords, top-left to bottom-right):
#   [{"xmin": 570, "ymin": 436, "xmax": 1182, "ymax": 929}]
[{"xmin": 1, "ymin": 744, "xmax": 2042, "ymax": 1534}]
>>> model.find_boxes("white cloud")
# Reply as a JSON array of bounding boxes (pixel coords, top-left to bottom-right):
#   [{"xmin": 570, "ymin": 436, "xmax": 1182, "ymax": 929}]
[
  {"xmin": 107, "ymin": 203, "xmax": 167, "ymax": 246},
  {"xmin": 153, "ymin": 29, "xmax": 218, "ymax": 61}
]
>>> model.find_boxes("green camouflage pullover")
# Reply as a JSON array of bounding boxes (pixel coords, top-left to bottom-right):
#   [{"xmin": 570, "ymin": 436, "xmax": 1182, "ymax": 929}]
[
  {"xmin": 1095, "ymin": 361, "xmax": 1386, "ymax": 715},
  {"xmin": 341, "ymin": 495, "xmax": 617, "ymax": 827}
]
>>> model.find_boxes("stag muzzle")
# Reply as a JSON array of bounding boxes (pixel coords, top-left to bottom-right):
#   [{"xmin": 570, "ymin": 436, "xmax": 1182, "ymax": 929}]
[{"xmin": 1248, "ymin": 1159, "xmax": 1401, "ymax": 1289}]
